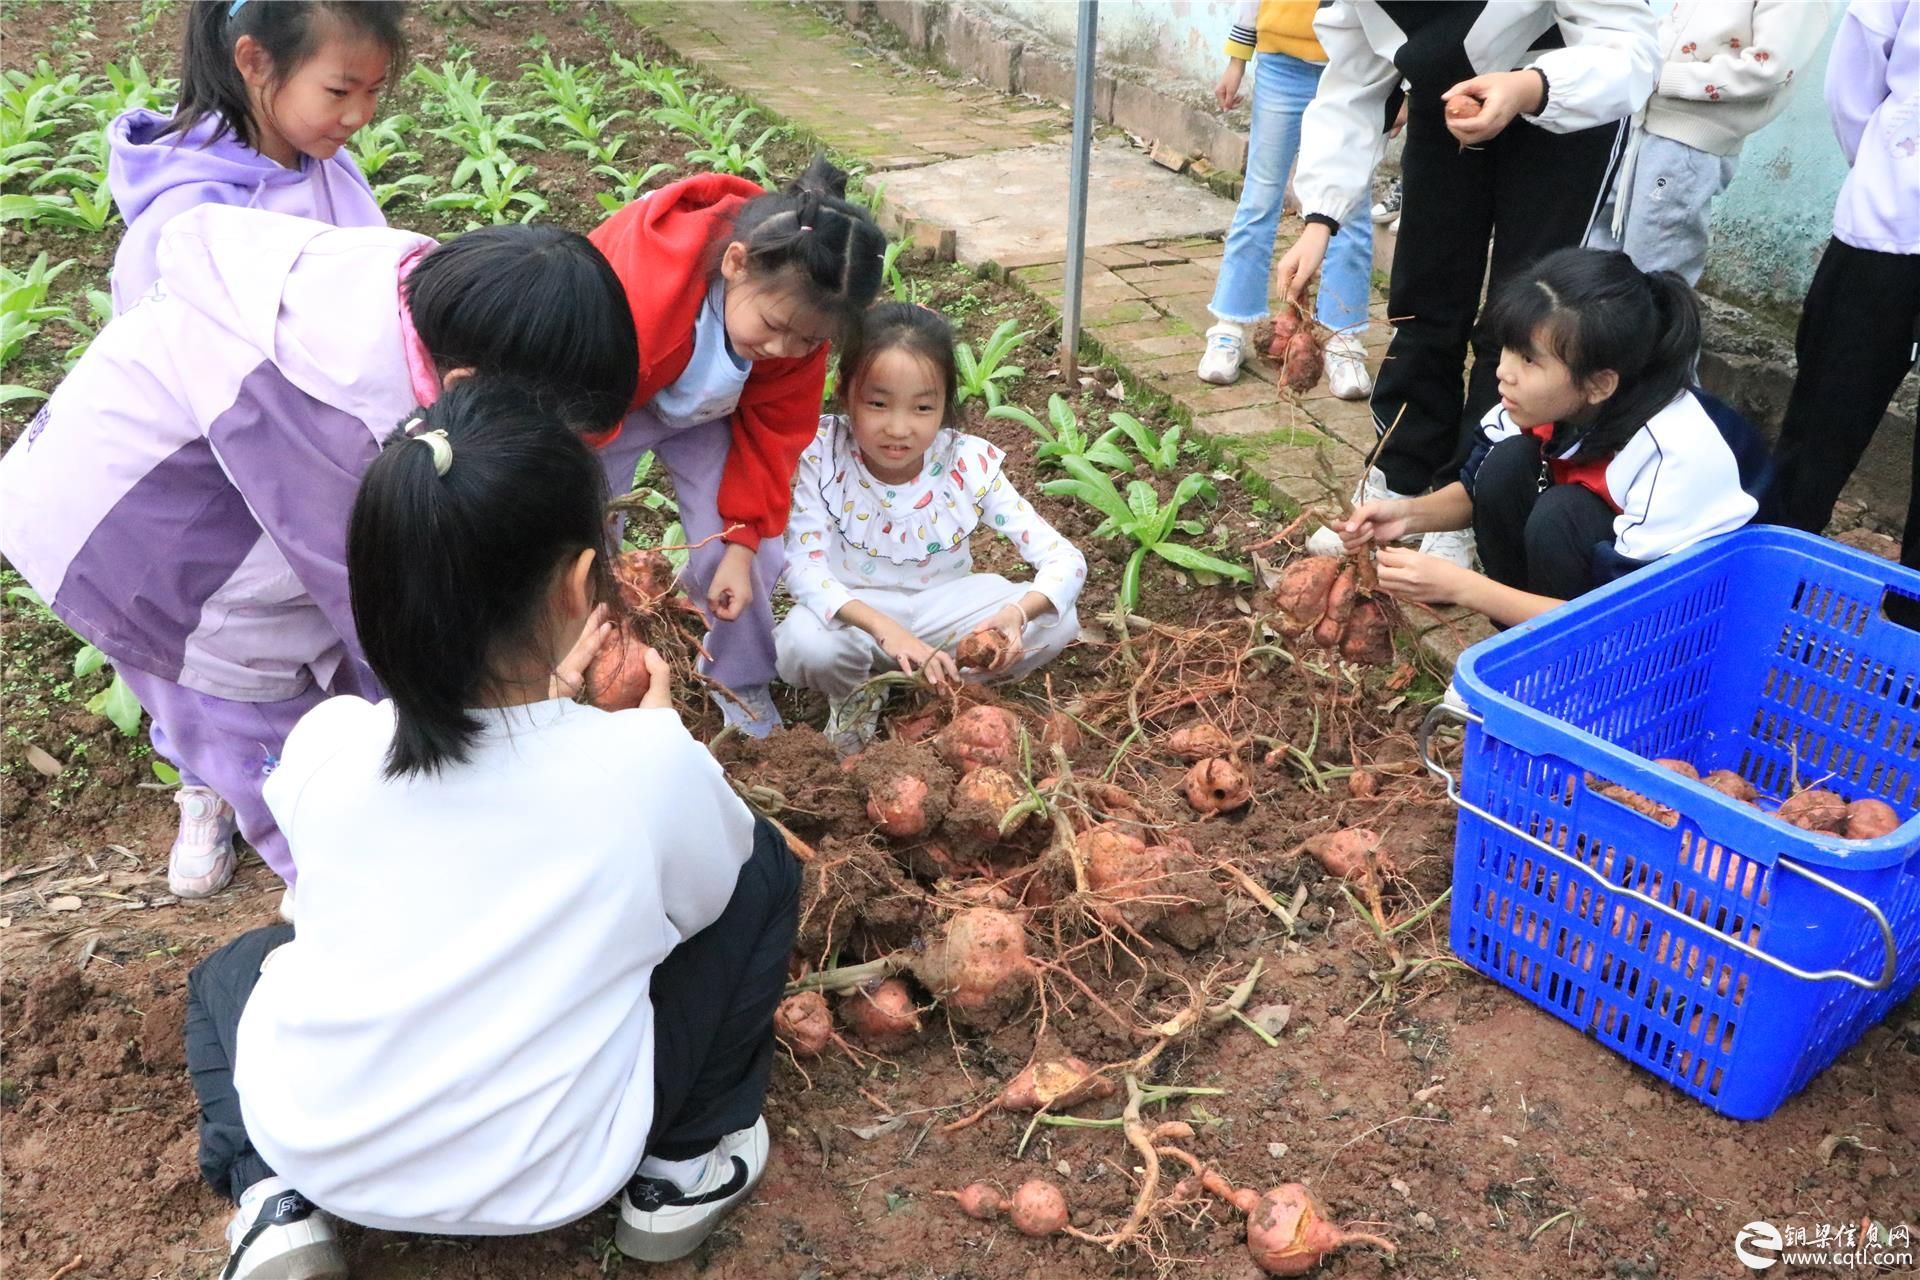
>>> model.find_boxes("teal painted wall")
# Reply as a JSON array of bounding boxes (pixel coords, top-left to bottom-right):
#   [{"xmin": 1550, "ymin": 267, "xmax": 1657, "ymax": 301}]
[{"xmin": 974, "ymin": 0, "xmax": 1847, "ymax": 307}]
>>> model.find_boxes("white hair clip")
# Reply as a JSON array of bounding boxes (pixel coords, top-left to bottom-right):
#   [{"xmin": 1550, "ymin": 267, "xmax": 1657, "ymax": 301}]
[{"xmin": 415, "ymin": 428, "xmax": 453, "ymax": 477}]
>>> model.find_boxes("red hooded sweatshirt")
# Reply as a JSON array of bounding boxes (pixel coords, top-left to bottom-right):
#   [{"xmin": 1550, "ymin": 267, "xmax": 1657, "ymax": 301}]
[{"xmin": 590, "ymin": 174, "xmax": 831, "ymax": 552}]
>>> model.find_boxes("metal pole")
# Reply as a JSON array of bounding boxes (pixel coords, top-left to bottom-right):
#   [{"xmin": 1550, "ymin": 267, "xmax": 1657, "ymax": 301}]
[{"xmin": 1060, "ymin": 0, "xmax": 1098, "ymax": 383}]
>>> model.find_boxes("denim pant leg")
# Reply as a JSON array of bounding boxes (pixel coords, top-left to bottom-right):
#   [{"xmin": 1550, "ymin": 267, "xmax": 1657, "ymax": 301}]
[
  {"xmin": 1208, "ymin": 52, "xmax": 1315, "ymax": 324},
  {"xmin": 1317, "ymin": 189, "xmax": 1374, "ymax": 337}
]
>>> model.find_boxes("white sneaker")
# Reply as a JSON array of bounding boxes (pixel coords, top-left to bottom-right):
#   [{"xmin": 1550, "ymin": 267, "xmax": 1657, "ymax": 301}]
[
  {"xmin": 1419, "ymin": 527, "xmax": 1478, "ymax": 569},
  {"xmin": 1305, "ymin": 466, "xmax": 1406, "ymax": 556},
  {"xmin": 1196, "ymin": 322, "xmax": 1245, "ymax": 385},
  {"xmin": 278, "ymin": 886, "xmax": 296, "ymax": 924},
  {"xmin": 1324, "ymin": 332, "xmax": 1372, "ymax": 401},
  {"xmin": 617, "ymin": 1116, "xmax": 770, "ymax": 1262},
  {"xmin": 1388, "ymin": 214, "xmax": 1401, "ymax": 237},
  {"xmin": 1371, "ymin": 180, "xmax": 1402, "ymax": 224},
  {"xmin": 169, "ymin": 785, "xmax": 237, "ymax": 899},
  {"xmin": 714, "ymin": 684, "xmax": 782, "ymax": 738},
  {"xmin": 222, "ymin": 1177, "xmax": 346, "ymax": 1280},
  {"xmin": 825, "ymin": 690, "xmax": 883, "ymax": 756}
]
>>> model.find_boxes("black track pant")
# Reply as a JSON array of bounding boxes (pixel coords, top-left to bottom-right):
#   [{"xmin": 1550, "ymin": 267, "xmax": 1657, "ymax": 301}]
[
  {"xmin": 1471, "ymin": 434, "xmax": 1617, "ymax": 601},
  {"xmin": 1764, "ymin": 237, "xmax": 1920, "ymax": 568},
  {"xmin": 1373, "ymin": 107, "xmax": 1626, "ymax": 496},
  {"xmin": 186, "ymin": 817, "xmax": 801, "ymax": 1205}
]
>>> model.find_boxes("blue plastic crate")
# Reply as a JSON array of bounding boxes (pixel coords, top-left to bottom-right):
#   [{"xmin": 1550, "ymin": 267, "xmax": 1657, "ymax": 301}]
[{"xmin": 1424, "ymin": 528, "xmax": 1917, "ymax": 1120}]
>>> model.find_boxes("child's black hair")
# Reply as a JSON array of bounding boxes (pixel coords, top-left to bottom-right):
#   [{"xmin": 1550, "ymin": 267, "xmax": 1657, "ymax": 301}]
[
  {"xmin": 170, "ymin": 1, "xmax": 406, "ymax": 151},
  {"xmin": 835, "ymin": 301, "xmax": 960, "ymax": 427},
  {"xmin": 1479, "ymin": 247, "xmax": 1702, "ymax": 457},
  {"xmin": 406, "ymin": 225, "xmax": 640, "ymax": 431},
  {"xmin": 348, "ymin": 377, "xmax": 613, "ymax": 779},
  {"xmin": 721, "ymin": 154, "xmax": 889, "ymax": 342}
]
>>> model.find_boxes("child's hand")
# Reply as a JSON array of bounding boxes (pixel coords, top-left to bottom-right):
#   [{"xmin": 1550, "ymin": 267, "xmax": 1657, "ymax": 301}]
[
  {"xmin": 1441, "ymin": 71, "xmax": 1546, "ymax": 146},
  {"xmin": 982, "ymin": 605, "xmax": 1028, "ymax": 672},
  {"xmin": 638, "ymin": 646, "xmax": 674, "ymax": 710},
  {"xmin": 1274, "ymin": 222, "xmax": 1330, "ymax": 303},
  {"xmin": 1374, "ymin": 546, "xmax": 1477, "ymax": 605},
  {"xmin": 550, "ymin": 603, "xmax": 614, "ymax": 701},
  {"xmin": 1214, "ymin": 59, "xmax": 1247, "ymax": 111},
  {"xmin": 1342, "ymin": 499, "xmax": 1414, "ymax": 551},
  {"xmin": 708, "ymin": 543, "xmax": 756, "ymax": 621},
  {"xmin": 879, "ymin": 625, "xmax": 960, "ymax": 686}
]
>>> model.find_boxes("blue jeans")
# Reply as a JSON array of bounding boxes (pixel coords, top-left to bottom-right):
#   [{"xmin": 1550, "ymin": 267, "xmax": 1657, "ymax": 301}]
[{"xmin": 1209, "ymin": 52, "xmax": 1373, "ymax": 335}]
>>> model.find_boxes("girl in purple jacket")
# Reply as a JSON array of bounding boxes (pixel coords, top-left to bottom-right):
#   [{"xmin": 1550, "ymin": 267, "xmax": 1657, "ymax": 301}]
[
  {"xmin": 0, "ymin": 207, "xmax": 638, "ymax": 906},
  {"xmin": 108, "ymin": 1, "xmax": 404, "ymax": 312}
]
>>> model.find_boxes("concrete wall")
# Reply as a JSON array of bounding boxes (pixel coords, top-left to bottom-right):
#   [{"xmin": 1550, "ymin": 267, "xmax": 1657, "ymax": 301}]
[{"xmin": 972, "ymin": 0, "xmax": 1242, "ymax": 93}]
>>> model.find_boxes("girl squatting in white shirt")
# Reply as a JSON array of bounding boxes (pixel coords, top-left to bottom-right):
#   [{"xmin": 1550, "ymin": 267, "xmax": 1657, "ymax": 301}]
[{"xmin": 775, "ymin": 303, "xmax": 1088, "ymax": 752}]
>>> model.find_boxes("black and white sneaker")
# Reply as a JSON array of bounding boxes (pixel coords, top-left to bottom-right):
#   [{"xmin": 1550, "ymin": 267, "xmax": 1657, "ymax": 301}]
[
  {"xmin": 222, "ymin": 1177, "xmax": 347, "ymax": 1280},
  {"xmin": 615, "ymin": 1116, "xmax": 770, "ymax": 1262}
]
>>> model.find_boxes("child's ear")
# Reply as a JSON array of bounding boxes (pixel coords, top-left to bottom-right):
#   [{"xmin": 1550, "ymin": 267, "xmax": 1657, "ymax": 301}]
[
  {"xmin": 1583, "ymin": 368, "xmax": 1621, "ymax": 407},
  {"xmin": 233, "ymin": 35, "xmax": 274, "ymax": 92},
  {"xmin": 561, "ymin": 548, "xmax": 598, "ymax": 621},
  {"xmin": 719, "ymin": 242, "xmax": 750, "ymax": 285}
]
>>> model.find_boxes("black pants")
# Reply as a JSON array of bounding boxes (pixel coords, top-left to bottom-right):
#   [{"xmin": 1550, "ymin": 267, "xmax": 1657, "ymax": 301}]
[
  {"xmin": 185, "ymin": 817, "xmax": 801, "ymax": 1205},
  {"xmin": 1373, "ymin": 106, "xmax": 1626, "ymax": 496},
  {"xmin": 1764, "ymin": 238, "xmax": 1920, "ymax": 567},
  {"xmin": 1471, "ymin": 434, "xmax": 1617, "ymax": 600}
]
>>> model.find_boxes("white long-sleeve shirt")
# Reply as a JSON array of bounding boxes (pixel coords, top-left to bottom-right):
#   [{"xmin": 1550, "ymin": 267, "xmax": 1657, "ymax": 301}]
[
  {"xmin": 1643, "ymin": 1, "xmax": 1833, "ymax": 155},
  {"xmin": 1827, "ymin": 0, "xmax": 1920, "ymax": 254},
  {"xmin": 783, "ymin": 415, "xmax": 1087, "ymax": 623},
  {"xmin": 1296, "ymin": 1, "xmax": 1659, "ymax": 225},
  {"xmin": 235, "ymin": 695, "xmax": 755, "ymax": 1234}
]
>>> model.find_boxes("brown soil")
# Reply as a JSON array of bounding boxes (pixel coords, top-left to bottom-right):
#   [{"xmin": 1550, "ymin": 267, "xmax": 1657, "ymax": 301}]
[{"xmin": 3, "ymin": 6, "xmax": 1916, "ymax": 1280}]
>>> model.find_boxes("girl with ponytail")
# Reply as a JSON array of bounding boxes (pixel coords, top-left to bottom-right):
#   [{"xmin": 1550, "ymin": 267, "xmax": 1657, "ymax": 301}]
[
  {"xmin": 1337, "ymin": 247, "xmax": 1762, "ymax": 627},
  {"xmin": 108, "ymin": 1, "xmax": 405, "ymax": 310},
  {"xmin": 590, "ymin": 154, "xmax": 889, "ymax": 737},
  {"xmin": 180, "ymin": 378, "xmax": 800, "ymax": 1279}
]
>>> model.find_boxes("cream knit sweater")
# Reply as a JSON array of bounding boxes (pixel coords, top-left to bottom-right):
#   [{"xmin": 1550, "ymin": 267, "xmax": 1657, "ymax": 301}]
[{"xmin": 1643, "ymin": 1, "xmax": 1834, "ymax": 155}]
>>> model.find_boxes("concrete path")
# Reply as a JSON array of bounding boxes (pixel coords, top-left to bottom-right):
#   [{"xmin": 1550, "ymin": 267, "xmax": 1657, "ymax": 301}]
[{"xmin": 629, "ymin": 0, "xmax": 1488, "ymax": 657}]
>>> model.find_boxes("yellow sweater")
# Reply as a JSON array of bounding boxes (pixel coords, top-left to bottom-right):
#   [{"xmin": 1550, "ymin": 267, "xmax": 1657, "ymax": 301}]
[{"xmin": 1224, "ymin": 0, "xmax": 1325, "ymax": 63}]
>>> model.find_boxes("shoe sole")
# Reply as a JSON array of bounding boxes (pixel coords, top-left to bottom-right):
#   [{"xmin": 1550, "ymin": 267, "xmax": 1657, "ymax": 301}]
[
  {"xmin": 170, "ymin": 857, "xmax": 237, "ymax": 899},
  {"xmin": 614, "ymin": 1160, "xmax": 768, "ymax": 1263},
  {"xmin": 228, "ymin": 1241, "xmax": 347, "ymax": 1280}
]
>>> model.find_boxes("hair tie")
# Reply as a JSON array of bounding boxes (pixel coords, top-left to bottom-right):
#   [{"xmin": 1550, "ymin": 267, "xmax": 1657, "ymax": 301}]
[
  {"xmin": 227, "ymin": 0, "xmax": 249, "ymax": 17},
  {"xmin": 408, "ymin": 422, "xmax": 453, "ymax": 477},
  {"xmin": 799, "ymin": 224, "xmax": 814, "ymax": 233}
]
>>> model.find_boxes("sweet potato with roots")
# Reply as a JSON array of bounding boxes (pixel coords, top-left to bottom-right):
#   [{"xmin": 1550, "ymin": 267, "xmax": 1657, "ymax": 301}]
[
  {"xmin": 1270, "ymin": 557, "xmax": 1340, "ymax": 637},
  {"xmin": 938, "ymin": 1183, "xmax": 1004, "ymax": 1221},
  {"xmin": 1702, "ymin": 769, "xmax": 1759, "ymax": 804},
  {"xmin": 1009, "ymin": 1179, "xmax": 1071, "ymax": 1237},
  {"xmin": 1185, "ymin": 757, "xmax": 1253, "ymax": 814},
  {"xmin": 774, "ymin": 992, "xmax": 832, "ymax": 1057},
  {"xmin": 944, "ymin": 766, "xmax": 1029, "ymax": 846},
  {"xmin": 911, "ymin": 907, "xmax": 1036, "ymax": 1029},
  {"xmin": 867, "ymin": 774, "xmax": 933, "ymax": 839},
  {"xmin": 839, "ymin": 978, "xmax": 922, "ymax": 1048},
  {"xmin": 937, "ymin": 704, "xmax": 1021, "ymax": 775},
  {"xmin": 1338, "ymin": 598, "xmax": 1395, "ymax": 665},
  {"xmin": 1303, "ymin": 828, "xmax": 1393, "ymax": 880},
  {"xmin": 1282, "ymin": 327, "xmax": 1324, "ymax": 394},
  {"xmin": 955, "ymin": 627, "xmax": 1013, "ymax": 672},
  {"xmin": 1776, "ymin": 787, "xmax": 1848, "ymax": 834},
  {"xmin": 1246, "ymin": 1183, "xmax": 1397, "ymax": 1276},
  {"xmin": 1166, "ymin": 722, "xmax": 1235, "ymax": 762},
  {"xmin": 1846, "ymin": 797, "xmax": 1901, "ymax": 839},
  {"xmin": 585, "ymin": 627, "xmax": 654, "ymax": 711},
  {"xmin": 947, "ymin": 1056, "xmax": 1116, "ymax": 1130},
  {"xmin": 850, "ymin": 741, "xmax": 953, "ymax": 844}
]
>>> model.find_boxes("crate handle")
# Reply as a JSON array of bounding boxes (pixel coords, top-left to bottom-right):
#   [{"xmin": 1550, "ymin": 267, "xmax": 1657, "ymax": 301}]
[{"xmin": 1418, "ymin": 703, "xmax": 1897, "ymax": 993}]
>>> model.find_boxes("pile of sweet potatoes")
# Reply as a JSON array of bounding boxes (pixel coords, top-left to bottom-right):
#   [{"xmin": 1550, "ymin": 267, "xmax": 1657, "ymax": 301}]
[{"xmin": 1264, "ymin": 557, "xmax": 1393, "ymax": 666}]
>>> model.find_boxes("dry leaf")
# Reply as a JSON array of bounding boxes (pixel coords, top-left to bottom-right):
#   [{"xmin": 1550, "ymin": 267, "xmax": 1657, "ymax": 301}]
[
  {"xmin": 46, "ymin": 895, "xmax": 83, "ymax": 912},
  {"xmin": 841, "ymin": 1116, "xmax": 907, "ymax": 1141},
  {"xmin": 1248, "ymin": 1002, "xmax": 1292, "ymax": 1037},
  {"xmin": 24, "ymin": 745, "xmax": 63, "ymax": 777},
  {"xmin": 1818, "ymin": 1133, "xmax": 1864, "ymax": 1165},
  {"xmin": 1106, "ymin": 380, "xmax": 1127, "ymax": 401}
]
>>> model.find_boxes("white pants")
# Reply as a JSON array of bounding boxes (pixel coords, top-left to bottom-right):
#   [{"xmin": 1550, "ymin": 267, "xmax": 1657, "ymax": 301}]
[{"xmin": 774, "ymin": 574, "xmax": 1079, "ymax": 700}]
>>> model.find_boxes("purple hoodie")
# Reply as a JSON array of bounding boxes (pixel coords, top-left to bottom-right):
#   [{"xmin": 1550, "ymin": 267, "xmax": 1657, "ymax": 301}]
[
  {"xmin": 1827, "ymin": 1, "xmax": 1919, "ymax": 254},
  {"xmin": 0, "ymin": 207, "xmax": 429, "ymax": 703},
  {"xmin": 107, "ymin": 108, "xmax": 385, "ymax": 312}
]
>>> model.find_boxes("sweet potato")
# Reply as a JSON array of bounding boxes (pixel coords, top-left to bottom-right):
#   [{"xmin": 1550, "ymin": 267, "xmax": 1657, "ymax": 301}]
[
  {"xmin": 1270, "ymin": 557, "xmax": 1341, "ymax": 636},
  {"xmin": 1776, "ymin": 787, "xmax": 1848, "ymax": 834},
  {"xmin": 585, "ymin": 627, "xmax": 654, "ymax": 711},
  {"xmin": 936, "ymin": 704, "xmax": 1021, "ymax": 775},
  {"xmin": 938, "ymin": 1183, "xmax": 1004, "ymax": 1221},
  {"xmin": 1339, "ymin": 598, "xmax": 1395, "ymax": 665},
  {"xmin": 773, "ymin": 991, "xmax": 832, "ymax": 1057},
  {"xmin": 996, "ymin": 1056, "xmax": 1115, "ymax": 1113},
  {"xmin": 945, "ymin": 766, "xmax": 1027, "ymax": 844},
  {"xmin": 1041, "ymin": 710, "xmax": 1084, "ymax": 756},
  {"xmin": 1166, "ymin": 722, "xmax": 1235, "ymax": 762},
  {"xmin": 911, "ymin": 907, "xmax": 1035, "ymax": 1029},
  {"xmin": 1655, "ymin": 758, "xmax": 1700, "ymax": 780},
  {"xmin": 955, "ymin": 627, "xmax": 1013, "ymax": 672},
  {"xmin": 1081, "ymin": 823, "xmax": 1157, "ymax": 894},
  {"xmin": 1246, "ymin": 1183, "xmax": 1397, "ymax": 1276},
  {"xmin": 1009, "ymin": 1179, "xmax": 1070, "ymax": 1237},
  {"xmin": 1846, "ymin": 797, "xmax": 1901, "ymax": 840},
  {"xmin": 1444, "ymin": 94, "xmax": 1480, "ymax": 121},
  {"xmin": 1185, "ymin": 757, "xmax": 1253, "ymax": 814},
  {"xmin": 612, "ymin": 547, "xmax": 677, "ymax": 610},
  {"xmin": 839, "ymin": 977, "xmax": 922, "ymax": 1048},
  {"xmin": 1702, "ymin": 769, "xmax": 1759, "ymax": 804},
  {"xmin": 1282, "ymin": 327, "xmax": 1323, "ymax": 394},
  {"xmin": 1594, "ymin": 779, "xmax": 1677, "ymax": 826},
  {"xmin": 1302, "ymin": 827, "xmax": 1390, "ymax": 880},
  {"xmin": 1267, "ymin": 300, "xmax": 1305, "ymax": 356},
  {"xmin": 867, "ymin": 773, "xmax": 933, "ymax": 839}
]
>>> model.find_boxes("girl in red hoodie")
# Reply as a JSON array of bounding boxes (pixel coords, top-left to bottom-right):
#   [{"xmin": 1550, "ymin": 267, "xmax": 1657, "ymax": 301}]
[{"xmin": 591, "ymin": 157, "xmax": 887, "ymax": 735}]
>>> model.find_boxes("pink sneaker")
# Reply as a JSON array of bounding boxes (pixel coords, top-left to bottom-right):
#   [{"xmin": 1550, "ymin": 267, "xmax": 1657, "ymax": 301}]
[{"xmin": 169, "ymin": 785, "xmax": 237, "ymax": 898}]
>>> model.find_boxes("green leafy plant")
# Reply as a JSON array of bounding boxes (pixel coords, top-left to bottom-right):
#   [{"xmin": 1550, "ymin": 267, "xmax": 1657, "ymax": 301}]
[
  {"xmin": 371, "ymin": 173, "xmax": 434, "ymax": 209},
  {"xmin": 409, "ymin": 58, "xmax": 545, "ymax": 188},
  {"xmin": 987, "ymin": 395, "xmax": 1132, "ymax": 472},
  {"xmin": 1040, "ymin": 458, "xmax": 1249, "ymax": 614},
  {"xmin": 6, "ymin": 586, "xmax": 146, "ymax": 736},
  {"xmin": 425, "ymin": 153, "xmax": 548, "ymax": 226},
  {"xmin": 1, "ymin": 252, "xmax": 75, "ymax": 368},
  {"xmin": 0, "ymin": 62, "xmax": 84, "ymax": 187},
  {"xmin": 683, "ymin": 112, "xmax": 779, "ymax": 185},
  {"xmin": 953, "ymin": 318, "xmax": 1030, "ymax": 408},
  {"xmin": 1105, "ymin": 412, "xmax": 1182, "ymax": 474},
  {"xmin": 521, "ymin": 52, "xmax": 629, "ymax": 145},
  {"xmin": 609, "ymin": 51, "xmax": 700, "ymax": 111},
  {"xmin": 81, "ymin": 55, "xmax": 177, "ymax": 121},
  {"xmin": 880, "ymin": 237, "xmax": 916, "ymax": 304},
  {"xmin": 592, "ymin": 160, "xmax": 674, "ymax": 213},
  {"xmin": 349, "ymin": 113, "xmax": 421, "ymax": 179},
  {"xmin": 650, "ymin": 91, "xmax": 741, "ymax": 146}
]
